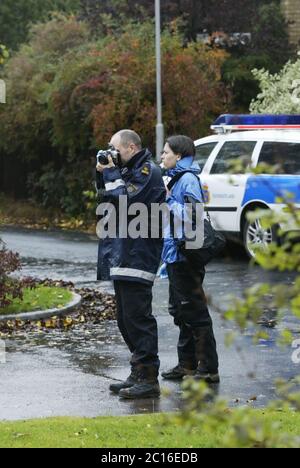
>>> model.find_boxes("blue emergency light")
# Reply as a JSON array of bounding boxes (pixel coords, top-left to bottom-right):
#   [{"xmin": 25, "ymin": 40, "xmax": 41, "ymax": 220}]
[{"xmin": 211, "ymin": 114, "xmax": 300, "ymax": 133}]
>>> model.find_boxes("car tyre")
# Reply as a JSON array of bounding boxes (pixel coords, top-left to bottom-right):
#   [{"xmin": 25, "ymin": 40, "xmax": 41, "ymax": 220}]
[{"xmin": 243, "ymin": 214, "xmax": 279, "ymax": 259}]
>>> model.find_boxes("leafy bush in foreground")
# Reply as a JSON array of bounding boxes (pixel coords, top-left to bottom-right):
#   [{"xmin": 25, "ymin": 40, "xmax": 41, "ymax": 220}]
[{"xmin": 0, "ymin": 239, "xmax": 34, "ymax": 309}]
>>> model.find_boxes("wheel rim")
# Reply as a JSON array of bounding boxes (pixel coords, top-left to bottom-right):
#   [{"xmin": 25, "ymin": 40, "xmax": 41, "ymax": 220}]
[{"xmin": 246, "ymin": 219, "xmax": 273, "ymax": 258}]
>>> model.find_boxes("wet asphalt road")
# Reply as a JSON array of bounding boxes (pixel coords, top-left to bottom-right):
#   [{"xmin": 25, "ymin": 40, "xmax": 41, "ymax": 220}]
[{"xmin": 0, "ymin": 227, "xmax": 299, "ymax": 421}]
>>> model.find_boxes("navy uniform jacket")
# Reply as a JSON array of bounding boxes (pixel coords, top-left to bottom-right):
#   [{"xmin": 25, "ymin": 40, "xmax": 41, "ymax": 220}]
[{"xmin": 96, "ymin": 148, "xmax": 166, "ymax": 284}]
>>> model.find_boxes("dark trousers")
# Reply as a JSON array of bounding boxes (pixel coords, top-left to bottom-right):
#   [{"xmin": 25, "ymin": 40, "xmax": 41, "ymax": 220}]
[
  {"xmin": 113, "ymin": 280, "xmax": 160, "ymax": 374},
  {"xmin": 167, "ymin": 262, "xmax": 219, "ymax": 372}
]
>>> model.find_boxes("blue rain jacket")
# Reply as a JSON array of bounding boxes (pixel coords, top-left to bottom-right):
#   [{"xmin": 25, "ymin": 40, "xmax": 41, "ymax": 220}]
[{"xmin": 162, "ymin": 156, "xmax": 203, "ymax": 264}]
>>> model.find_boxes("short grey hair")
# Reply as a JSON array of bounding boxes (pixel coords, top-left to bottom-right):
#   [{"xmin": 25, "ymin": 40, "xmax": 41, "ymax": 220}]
[{"xmin": 115, "ymin": 129, "xmax": 142, "ymax": 149}]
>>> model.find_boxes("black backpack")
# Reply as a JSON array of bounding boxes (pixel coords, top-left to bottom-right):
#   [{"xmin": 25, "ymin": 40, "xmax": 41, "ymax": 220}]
[{"xmin": 167, "ymin": 171, "xmax": 226, "ymax": 267}]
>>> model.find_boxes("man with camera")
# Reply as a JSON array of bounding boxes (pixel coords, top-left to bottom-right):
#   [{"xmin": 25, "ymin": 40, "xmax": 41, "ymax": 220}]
[{"xmin": 96, "ymin": 129, "xmax": 166, "ymax": 399}]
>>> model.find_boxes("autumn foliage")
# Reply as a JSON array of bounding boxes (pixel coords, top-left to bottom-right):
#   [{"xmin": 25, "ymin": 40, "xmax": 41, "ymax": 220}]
[
  {"xmin": 0, "ymin": 16, "xmax": 229, "ymax": 216},
  {"xmin": 49, "ymin": 21, "xmax": 228, "ymax": 152}
]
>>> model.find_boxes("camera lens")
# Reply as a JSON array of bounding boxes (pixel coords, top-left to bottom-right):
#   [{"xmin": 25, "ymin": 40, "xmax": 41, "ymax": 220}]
[{"xmin": 97, "ymin": 150, "xmax": 109, "ymax": 165}]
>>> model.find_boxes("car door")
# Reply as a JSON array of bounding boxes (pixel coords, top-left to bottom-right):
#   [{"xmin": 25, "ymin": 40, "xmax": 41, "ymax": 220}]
[
  {"xmin": 252, "ymin": 139, "xmax": 300, "ymax": 208},
  {"xmin": 200, "ymin": 140, "xmax": 258, "ymax": 232}
]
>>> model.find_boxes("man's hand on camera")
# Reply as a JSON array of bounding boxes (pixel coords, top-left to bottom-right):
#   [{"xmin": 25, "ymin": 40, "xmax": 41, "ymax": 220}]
[{"xmin": 96, "ymin": 156, "xmax": 116, "ymax": 173}]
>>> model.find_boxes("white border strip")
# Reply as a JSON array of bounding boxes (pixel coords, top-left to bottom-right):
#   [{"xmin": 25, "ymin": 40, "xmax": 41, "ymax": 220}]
[
  {"xmin": 110, "ymin": 267, "xmax": 156, "ymax": 282},
  {"xmin": 105, "ymin": 180, "xmax": 125, "ymax": 191}
]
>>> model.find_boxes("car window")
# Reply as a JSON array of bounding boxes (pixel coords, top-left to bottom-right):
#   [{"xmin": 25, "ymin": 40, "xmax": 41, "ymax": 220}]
[
  {"xmin": 195, "ymin": 142, "xmax": 218, "ymax": 170},
  {"xmin": 210, "ymin": 141, "xmax": 256, "ymax": 174},
  {"xmin": 258, "ymin": 142, "xmax": 300, "ymax": 174}
]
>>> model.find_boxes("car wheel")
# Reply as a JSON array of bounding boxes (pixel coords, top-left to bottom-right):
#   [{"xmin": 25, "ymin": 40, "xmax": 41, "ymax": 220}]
[{"xmin": 243, "ymin": 215, "xmax": 278, "ymax": 259}]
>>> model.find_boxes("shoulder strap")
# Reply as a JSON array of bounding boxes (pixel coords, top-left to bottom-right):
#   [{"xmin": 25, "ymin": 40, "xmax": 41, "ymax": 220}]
[
  {"xmin": 167, "ymin": 170, "xmax": 212, "ymax": 222},
  {"xmin": 167, "ymin": 170, "xmax": 205, "ymax": 200},
  {"xmin": 166, "ymin": 171, "xmax": 186, "ymax": 191}
]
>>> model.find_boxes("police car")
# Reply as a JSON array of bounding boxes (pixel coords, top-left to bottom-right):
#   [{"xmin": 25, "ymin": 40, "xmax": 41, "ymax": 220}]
[{"xmin": 194, "ymin": 114, "xmax": 300, "ymax": 258}]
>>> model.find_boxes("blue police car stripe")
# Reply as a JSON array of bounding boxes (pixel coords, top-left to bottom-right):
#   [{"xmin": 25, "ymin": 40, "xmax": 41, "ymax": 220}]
[
  {"xmin": 242, "ymin": 176, "xmax": 300, "ymax": 206},
  {"xmin": 110, "ymin": 268, "xmax": 156, "ymax": 282}
]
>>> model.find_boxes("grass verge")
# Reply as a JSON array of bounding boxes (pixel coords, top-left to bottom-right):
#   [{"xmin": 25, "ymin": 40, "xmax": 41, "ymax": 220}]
[
  {"xmin": 0, "ymin": 286, "xmax": 73, "ymax": 315},
  {"xmin": 0, "ymin": 410, "xmax": 299, "ymax": 448}
]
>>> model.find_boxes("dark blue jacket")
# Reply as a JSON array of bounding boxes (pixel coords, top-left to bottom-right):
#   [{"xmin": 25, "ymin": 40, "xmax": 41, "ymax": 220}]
[{"xmin": 96, "ymin": 149, "xmax": 166, "ymax": 284}]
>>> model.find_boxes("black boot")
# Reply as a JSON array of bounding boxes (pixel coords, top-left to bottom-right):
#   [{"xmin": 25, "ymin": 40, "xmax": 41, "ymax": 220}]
[
  {"xmin": 161, "ymin": 363, "xmax": 196, "ymax": 380},
  {"xmin": 119, "ymin": 367, "xmax": 160, "ymax": 399},
  {"xmin": 191, "ymin": 326, "xmax": 220, "ymax": 384},
  {"xmin": 193, "ymin": 371, "xmax": 220, "ymax": 384},
  {"xmin": 109, "ymin": 370, "xmax": 138, "ymax": 394}
]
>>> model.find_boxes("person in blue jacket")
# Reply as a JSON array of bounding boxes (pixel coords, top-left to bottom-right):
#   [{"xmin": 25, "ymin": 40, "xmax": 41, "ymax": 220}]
[
  {"xmin": 160, "ymin": 135, "xmax": 219, "ymax": 383},
  {"xmin": 96, "ymin": 129, "xmax": 166, "ymax": 399}
]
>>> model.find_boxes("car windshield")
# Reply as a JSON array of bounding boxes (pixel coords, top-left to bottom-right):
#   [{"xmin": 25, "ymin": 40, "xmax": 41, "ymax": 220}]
[{"xmin": 195, "ymin": 142, "xmax": 218, "ymax": 171}]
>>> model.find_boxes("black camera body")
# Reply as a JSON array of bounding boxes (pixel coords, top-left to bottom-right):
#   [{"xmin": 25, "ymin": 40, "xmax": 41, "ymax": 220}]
[{"xmin": 96, "ymin": 145, "xmax": 121, "ymax": 166}]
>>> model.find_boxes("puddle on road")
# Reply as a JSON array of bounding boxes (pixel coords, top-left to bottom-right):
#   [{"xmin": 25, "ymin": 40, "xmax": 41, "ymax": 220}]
[{"xmin": 5, "ymin": 320, "xmax": 125, "ymax": 377}]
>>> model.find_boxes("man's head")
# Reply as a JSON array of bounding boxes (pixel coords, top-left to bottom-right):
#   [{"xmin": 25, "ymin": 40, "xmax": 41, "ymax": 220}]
[{"xmin": 110, "ymin": 130, "xmax": 142, "ymax": 165}]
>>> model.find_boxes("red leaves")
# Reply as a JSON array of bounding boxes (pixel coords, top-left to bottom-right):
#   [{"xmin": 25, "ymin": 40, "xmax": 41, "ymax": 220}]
[
  {"xmin": 0, "ymin": 240, "xmax": 36, "ymax": 309},
  {"xmin": 0, "ymin": 244, "xmax": 21, "ymax": 276}
]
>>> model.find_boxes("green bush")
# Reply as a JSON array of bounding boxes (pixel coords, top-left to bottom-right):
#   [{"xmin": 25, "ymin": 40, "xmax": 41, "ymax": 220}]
[
  {"xmin": 0, "ymin": 44, "xmax": 9, "ymax": 67},
  {"xmin": 221, "ymin": 2, "xmax": 293, "ymax": 110},
  {"xmin": 250, "ymin": 54, "xmax": 300, "ymax": 114},
  {"xmin": 0, "ymin": 0, "xmax": 80, "ymax": 50}
]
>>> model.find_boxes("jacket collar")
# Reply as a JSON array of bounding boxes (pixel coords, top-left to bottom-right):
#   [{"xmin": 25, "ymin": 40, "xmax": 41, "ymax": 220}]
[
  {"xmin": 167, "ymin": 156, "xmax": 200, "ymax": 178},
  {"xmin": 123, "ymin": 148, "xmax": 151, "ymax": 170}
]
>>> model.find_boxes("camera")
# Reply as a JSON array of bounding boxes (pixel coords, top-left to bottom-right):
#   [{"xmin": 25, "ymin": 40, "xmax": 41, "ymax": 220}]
[{"xmin": 96, "ymin": 145, "xmax": 121, "ymax": 166}]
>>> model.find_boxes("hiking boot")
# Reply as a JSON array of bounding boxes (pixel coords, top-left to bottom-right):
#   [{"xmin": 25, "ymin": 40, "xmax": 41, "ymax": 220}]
[
  {"xmin": 119, "ymin": 381, "xmax": 160, "ymax": 399},
  {"xmin": 161, "ymin": 364, "xmax": 196, "ymax": 380},
  {"xmin": 193, "ymin": 370, "xmax": 220, "ymax": 384},
  {"xmin": 119, "ymin": 366, "xmax": 160, "ymax": 400},
  {"xmin": 109, "ymin": 371, "xmax": 138, "ymax": 395}
]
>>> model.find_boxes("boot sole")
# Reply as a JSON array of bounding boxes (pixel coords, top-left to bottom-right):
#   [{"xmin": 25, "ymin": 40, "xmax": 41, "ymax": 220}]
[
  {"xmin": 119, "ymin": 391, "xmax": 161, "ymax": 400},
  {"xmin": 161, "ymin": 370, "xmax": 196, "ymax": 381},
  {"xmin": 161, "ymin": 374, "xmax": 185, "ymax": 380},
  {"xmin": 109, "ymin": 384, "xmax": 134, "ymax": 394},
  {"xmin": 109, "ymin": 388, "xmax": 120, "ymax": 395},
  {"xmin": 205, "ymin": 377, "xmax": 220, "ymax": 384},
  {"xmin": 162, "ymin": 372, "xmax": 196, "ymax": 381},
  {"xmin": 184, "ymin": 374, "xmax": 220, "ymax": 384},
  {"xmin": 195, "ymin": 375, "xmax": 220, "ymax": 384}
]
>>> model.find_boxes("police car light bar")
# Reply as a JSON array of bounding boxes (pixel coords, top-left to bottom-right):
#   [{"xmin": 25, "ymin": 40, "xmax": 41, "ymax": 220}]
[{"xmin": 211, "ymin": 114, "xmax": 300, "ymax": 133}]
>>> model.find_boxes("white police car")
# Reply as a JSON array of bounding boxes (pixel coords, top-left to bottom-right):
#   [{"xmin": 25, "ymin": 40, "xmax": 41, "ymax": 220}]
[{"xmin": 194, "ymin": 114, "xmax": 300, "ymax": 258}]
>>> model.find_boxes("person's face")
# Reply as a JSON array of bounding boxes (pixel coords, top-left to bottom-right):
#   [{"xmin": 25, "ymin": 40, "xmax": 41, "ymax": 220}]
[
  {"xmin": 109, "ymin": 135, "xmax": 139, "ymax": 165},
  {"xmin": 161, "ymin": 142, "xmax": 181, "ymax": 170}
]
